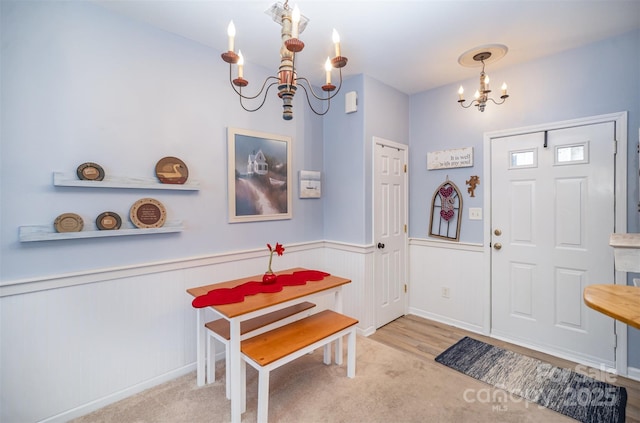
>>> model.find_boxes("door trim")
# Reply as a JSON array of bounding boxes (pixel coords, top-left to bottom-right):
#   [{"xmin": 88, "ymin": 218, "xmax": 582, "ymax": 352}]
[
  {"xmin": 372, "ymin": 136, "xmax": 409, "ymax": 326},
  {"xmin": 482, "ymin": 111, "xmax": 628, "ymax": 374}
]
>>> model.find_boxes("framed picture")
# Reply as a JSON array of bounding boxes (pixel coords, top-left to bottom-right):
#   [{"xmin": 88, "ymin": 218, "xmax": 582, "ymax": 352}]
[
  {"xmin": 299, "ymin": 170, "xmax": 321, "ymax": 198},
  {"xmin": 227, "ymin": 127, "xmax": 292, "ymax": 223}
]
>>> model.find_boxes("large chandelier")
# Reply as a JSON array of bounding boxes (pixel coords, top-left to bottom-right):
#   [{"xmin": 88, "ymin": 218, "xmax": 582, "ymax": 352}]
[
  {"xmin": 457, "ymin": 44, "xmax": 509, "ymax": 112},
  {"xmin": 221, "ymin": 1, "xmax": 348, "ymax": 120}
]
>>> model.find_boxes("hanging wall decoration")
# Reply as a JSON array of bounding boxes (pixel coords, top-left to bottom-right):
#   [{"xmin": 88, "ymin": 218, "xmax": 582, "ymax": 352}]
[
  {"xmin": 429, "ymin": 177, "xmax": 463, "ymax": 241},
  {"xmin": 465, "ymin": 175, "xmax": 480, "ymax": 197}
]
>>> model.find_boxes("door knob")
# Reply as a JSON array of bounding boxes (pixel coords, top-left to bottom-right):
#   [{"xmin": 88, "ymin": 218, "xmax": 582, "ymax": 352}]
[
  {"xmin": 494, "ymin": 242, "xmax": 502, "ymax": 250},
  {"xmin": 377, "ymin": 242, "xmax": 385, "ymax": 249}
]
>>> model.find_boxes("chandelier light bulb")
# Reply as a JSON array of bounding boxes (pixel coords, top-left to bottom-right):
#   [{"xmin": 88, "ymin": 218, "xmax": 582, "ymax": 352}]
[
  {"xmin": 501, "ymin": 82, "xmax": 508, "ymax": 96},
  {"xmin": 227, "ymin": 21, "xmax": 236, "ymax": 52},
  {"xmin": 291, "ymin": 5, "xmax": 301, "ymax": 39},
  {"xmin": 237, "ymin": 50, "xmax": 244, "ymax": 78},
  {"xmin": 332, "ymin": 29, "xmax": 341, "ymax": 57},
  {"xmin": 474, "ymin": 90, "xmax": 480, "ymax": 100},
  {"xmin": 325, "ymin": 57, "xmax": 332, "ymax": 84},
  {"xmin": 458, "ymin": 85, "xmax": 464, "ymax": 100},
  {"xmin": 484, "ymin": 75, "xmax": 490, "ymax": 90}
]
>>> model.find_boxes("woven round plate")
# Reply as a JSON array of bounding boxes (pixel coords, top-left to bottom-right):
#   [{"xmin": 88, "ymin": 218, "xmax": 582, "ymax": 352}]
[
  {"xmin": 54, "ymin": 213, "xmax": 84, "ymax": 233},
  {"xmin": 76, "ymin": 162, "xmax": 105, "ymax": 181},
  {"xmin": 96, "ymin": 211, "xmax": 122, "ymax": 230}
]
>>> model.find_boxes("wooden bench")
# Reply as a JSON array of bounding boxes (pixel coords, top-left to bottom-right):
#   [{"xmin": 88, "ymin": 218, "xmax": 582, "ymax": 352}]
[
  {"xmin": 241, "ymin": 310, "xmax": 358, "ymax": 422},
  {"xmin": 205, "ymin": 301, "xmax": 316, "ymax": 397}
]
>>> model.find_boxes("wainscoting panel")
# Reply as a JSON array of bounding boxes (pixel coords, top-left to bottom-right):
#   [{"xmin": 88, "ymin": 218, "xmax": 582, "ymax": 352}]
[
  {"xmin": 0, "ymin": 241, "xmax": 372, "ymax": 423},
  {"xmin": 323, "ymin": 242, "xmax": 376, "ymax": 335},
  {"xmin": 408, "ymin": 238, "xmax": 485, "ymax": 333}
]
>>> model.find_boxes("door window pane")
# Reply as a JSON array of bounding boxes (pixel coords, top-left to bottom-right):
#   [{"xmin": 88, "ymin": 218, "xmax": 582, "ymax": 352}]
[
  {"xmin": 510, "ymin": 150, "xmax": 536, "ymax": 169},
  {"xmin": 555, "ymin": 143, "xmax": 588, "ymax": 165}
]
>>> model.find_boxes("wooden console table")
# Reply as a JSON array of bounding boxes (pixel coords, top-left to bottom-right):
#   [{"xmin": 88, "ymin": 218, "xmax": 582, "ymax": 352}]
[{"xmin": 584, "ymin": 285, "xmax": 640, "ymax": 330}]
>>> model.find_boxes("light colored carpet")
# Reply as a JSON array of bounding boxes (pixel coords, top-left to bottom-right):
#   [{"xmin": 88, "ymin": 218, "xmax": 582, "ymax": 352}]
[{"xmin": 72, "ymin": 336, "xmax": 574, "ymax": 422}]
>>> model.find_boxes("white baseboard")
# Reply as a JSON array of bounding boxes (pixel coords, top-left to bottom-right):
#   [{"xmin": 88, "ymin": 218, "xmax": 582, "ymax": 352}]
[
  {"xmin": 627, "ymin": 366, "xmax": 640, "ymax": 382},
  {"xmin": 408, "ymin": 308, "xmax": 484, "ymax": 334},
  {"xmin": 40, "ymin": 364, "xmax": 196, "ymax": 423}
]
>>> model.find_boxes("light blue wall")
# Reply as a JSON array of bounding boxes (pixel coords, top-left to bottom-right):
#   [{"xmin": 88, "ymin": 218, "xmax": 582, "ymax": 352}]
[
  {"xmin": 363, "ymin": 75, "xmax": 410, "ymax": 244},
  {"xmin": 0, "ymin": 0, "xmax": 324, "ymax": 281},
  {"xmin": 408, "ymin": 29, "xmax": 640, "ymax": 366},
  {"xmin": 322, "ymin": 75, "xmax": 365, "ymax": 243},
  {"xmin": 321, "ymin": 75, "xmax": 409, "ymax": 244}
]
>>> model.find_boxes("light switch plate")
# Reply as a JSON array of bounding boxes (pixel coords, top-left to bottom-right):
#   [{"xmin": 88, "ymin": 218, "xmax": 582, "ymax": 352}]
[{"xmin": 469, "ymin": 207, "xmax": 482, "ymax": 220}]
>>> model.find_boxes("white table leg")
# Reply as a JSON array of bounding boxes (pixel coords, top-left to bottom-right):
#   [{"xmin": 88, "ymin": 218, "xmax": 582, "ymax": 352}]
[
  {"xmin": 347, "ymin": 328, "xmax": 356, "ymax": 378},
  {"xmin": 230, "ymin": 319, "xmax": 242, "ymax": 423},
  {"xmin": 334, "ymin": 289, "xmax": 344, "ymax": 364},
  {"xmin": 197, "ymin": 308, "xmax": 206, "ymax": 386}
]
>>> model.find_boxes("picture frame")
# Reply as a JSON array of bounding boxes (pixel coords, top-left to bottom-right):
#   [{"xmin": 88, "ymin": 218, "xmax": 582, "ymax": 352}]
[
  {"xmin": 227, "ymin": 127, "xmax": 292, "ymax": 223},
  {"xmin": 299, "ymin": 170, "xmax": 321, "ymax": 198}
]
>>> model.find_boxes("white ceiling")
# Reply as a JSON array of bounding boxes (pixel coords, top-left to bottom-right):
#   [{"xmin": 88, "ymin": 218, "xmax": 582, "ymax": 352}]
[{"xmin": 92, "ymin": 0, "xmax": 640, "ymax": 95}]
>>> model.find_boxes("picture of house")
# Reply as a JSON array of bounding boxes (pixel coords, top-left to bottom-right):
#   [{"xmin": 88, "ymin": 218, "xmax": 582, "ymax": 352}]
[{"xmin": 247, "ymin": 150, "xmax": 268, "ymax": 176}]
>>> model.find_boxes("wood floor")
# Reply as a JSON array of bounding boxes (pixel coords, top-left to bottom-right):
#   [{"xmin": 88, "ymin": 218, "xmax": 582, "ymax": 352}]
[{"xmin": 370, "ymin": 314, "xmax": 640, "ymax": 423}]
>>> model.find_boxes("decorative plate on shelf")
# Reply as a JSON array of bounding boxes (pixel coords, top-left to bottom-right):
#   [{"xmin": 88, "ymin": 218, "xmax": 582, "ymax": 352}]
[
  {"xmin": 76, "ymin": 162, "xmax": 105, "ymax": 181},
  {"xmin": 96, "ymin": 211, "xmax": 122, "ymax": 230},
  {"xmin": 130, "ymin": 198, "xmax": 167, "ymax": 229},
  {"xmin": 54, "ymin": 213, "xmax": 84, "ymax": 233},
  {"xmin": 155, "ymin": 157, "xmax": 188, "ymax": 184}
]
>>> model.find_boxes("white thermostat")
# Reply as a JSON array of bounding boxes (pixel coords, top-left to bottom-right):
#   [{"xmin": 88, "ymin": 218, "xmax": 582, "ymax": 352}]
[{"xmin": 345, "ymin": 91, "xmax": 357, "ymax": 114}]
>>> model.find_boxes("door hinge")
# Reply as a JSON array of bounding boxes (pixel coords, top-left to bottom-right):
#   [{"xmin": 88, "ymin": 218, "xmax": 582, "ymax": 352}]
[
  {"xmin": 613, "ymin": 333, "xmax": 617, "ymax": 349},
  {"xmin": 404, "ymin": 284, "xmax": 408, "ymax": 293},
  {"xmin": 404, "ymin": 224, "xmax": 407, "ymax": 233},
  {"xmin": 404, "ymin": 164, "xmax": 407, "ymax": 173},
  {"xmin": 613, "ymin": 139, "xmax": 618, "ymax": 155}
]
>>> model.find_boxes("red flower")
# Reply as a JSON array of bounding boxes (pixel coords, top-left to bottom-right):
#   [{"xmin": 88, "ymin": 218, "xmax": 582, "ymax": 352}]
[{"xmin": 266, "ymin": 243, "xmax": 285, "ymax": 273}]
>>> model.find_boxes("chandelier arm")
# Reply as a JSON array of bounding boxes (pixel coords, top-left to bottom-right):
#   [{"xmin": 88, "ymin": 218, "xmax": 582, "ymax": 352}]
[
  {"xmin": 237, "ymin": 81, "xmax": 280, "ymax": 112},
  {"xmin": 486, "ymin": 97, "xmax": 507, "ymax": 106},
  {"xmin": 296, "ymin": 83, "xmax": 331, "ymax": 116},
  {"xmin": 295, "ymin": 66, "xmax": 344, "ymax": 101},
  {"xmin": 228, "ymin": 65, "xmax": 280, "ymax": 100},
  {"xmin": 458, "ymin": 100, "xmax": 477, "ymax": 109}
]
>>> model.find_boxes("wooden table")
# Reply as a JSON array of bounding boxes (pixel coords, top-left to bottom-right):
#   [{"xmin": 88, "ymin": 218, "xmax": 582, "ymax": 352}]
[
  {"xmin": 186, "ymin": 268, "xmax": 351, "ymax": 423},
  {"xmin": 583, "ymin": 284, "xmax": 640, "ymax": 330}
]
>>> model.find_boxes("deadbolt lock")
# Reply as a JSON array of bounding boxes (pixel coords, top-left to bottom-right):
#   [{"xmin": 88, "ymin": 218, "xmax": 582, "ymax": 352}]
[{"xmin": 494, "ymin": 229, "xmax": 502, "ymax": 236}]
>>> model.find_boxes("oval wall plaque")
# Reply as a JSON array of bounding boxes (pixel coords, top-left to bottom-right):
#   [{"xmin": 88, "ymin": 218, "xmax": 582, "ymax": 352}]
[{"xmin": 155, "ymin": 157, "xmax": 188, "ymax": 184}]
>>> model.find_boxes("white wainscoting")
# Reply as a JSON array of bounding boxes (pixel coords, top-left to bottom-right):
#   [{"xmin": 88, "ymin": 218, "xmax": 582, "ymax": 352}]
[
  {"xmin": 408, "ymin": 238, "xmax": 486, "ymax": 334},
  {"xmin": 0, "ymin": 241, "xmax": 372, "ymax": 423}
]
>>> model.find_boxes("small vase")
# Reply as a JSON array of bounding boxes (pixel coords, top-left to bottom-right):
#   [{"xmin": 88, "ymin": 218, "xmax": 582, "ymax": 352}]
[{"xmin": 262, "ymin": 272, "xmax": 278, "ymax": 284}]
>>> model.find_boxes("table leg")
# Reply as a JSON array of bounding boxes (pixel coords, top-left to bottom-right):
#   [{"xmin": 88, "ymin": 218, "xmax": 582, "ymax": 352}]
[
  {"xmin": 334, "ymin": 289, "xmax": 344, "ymax": 364},
  {"xmin": 229, "ymin": 319, "xmax": 242, "ymax": 423},
  {"xmin": 196, "ymin": 308, "xmax": 206, "ymax": 386}
]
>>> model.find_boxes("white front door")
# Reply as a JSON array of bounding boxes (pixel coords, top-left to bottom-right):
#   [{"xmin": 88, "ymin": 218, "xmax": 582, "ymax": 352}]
[
  {"xmin": 373, "ymin": 138, "xmax": 408, "ymax": 328},
  {"xmin": 491, "ymin": 122, "xmax": 617, "ymax": 367}
]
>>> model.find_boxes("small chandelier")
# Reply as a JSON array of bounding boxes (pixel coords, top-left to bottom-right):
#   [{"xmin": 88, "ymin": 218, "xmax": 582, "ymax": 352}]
[
  {"xmin": 457, "ymin": 45, "xmax": 509, "ymax": 112},
  {"xmin": 221, "ymin": 1, "xmax": 348, "ymax": 120}
]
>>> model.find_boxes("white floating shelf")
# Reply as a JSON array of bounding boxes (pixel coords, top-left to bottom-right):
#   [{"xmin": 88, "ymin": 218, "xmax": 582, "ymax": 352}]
[
  {"xmin": 19, "ymin": 220, "xmax": 184, "ymax": 242},
  {"xmin": 53, "ymin": 172, "xmax": 200, "ymax": 191}
]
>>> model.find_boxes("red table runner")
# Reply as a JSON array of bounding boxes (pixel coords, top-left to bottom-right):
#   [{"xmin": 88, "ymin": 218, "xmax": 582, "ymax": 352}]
[{"xmin": 191, "ymin": 270, "xmax": 330, "ymax": 308}]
